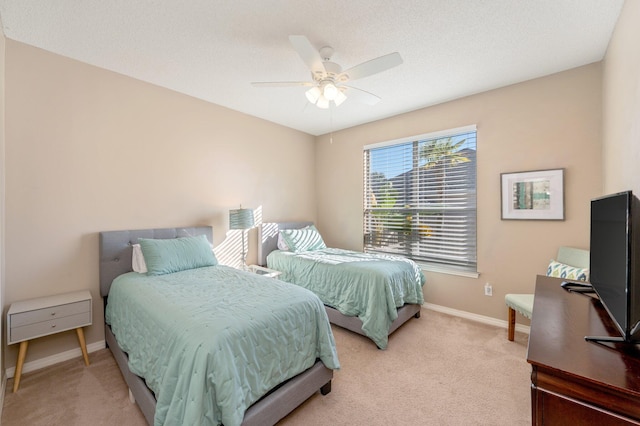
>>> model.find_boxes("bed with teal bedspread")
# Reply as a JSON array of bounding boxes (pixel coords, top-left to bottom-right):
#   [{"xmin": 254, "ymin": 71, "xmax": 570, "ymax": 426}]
[
  {"xmin": 105, "ymin": 265, "xmax": 340, "ymax": 426},
  {"xmin": 266, "ymin": 248, "xmax": 425, "ymax": 349}
]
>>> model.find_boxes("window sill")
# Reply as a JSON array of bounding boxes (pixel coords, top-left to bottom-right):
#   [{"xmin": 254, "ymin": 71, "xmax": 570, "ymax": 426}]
[{"xmin": 417, "ymin": 262, "xmax": 480, "ymax": 279}]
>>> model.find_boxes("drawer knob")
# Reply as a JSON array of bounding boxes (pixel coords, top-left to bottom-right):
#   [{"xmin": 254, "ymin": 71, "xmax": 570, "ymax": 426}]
[
  {"xmin": 51, "ymin": 324, "xmax": 56, "ymax": 328},
  {"xmin": 51, "ymin": 312, "xmax": 56, "ymax": 316}
]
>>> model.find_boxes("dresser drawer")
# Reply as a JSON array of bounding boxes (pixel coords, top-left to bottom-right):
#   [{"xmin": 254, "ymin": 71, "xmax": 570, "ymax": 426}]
[
  {"xmin": 9, "ymin": 300, "xmax": 91, "ymax": 327},
  {"xmin": 10, "ymin": 311, "xmax": 92, "ymax": 343}
]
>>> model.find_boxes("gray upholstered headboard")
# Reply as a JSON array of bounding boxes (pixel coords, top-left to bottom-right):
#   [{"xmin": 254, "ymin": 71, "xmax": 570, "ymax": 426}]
[
  {"xmin": 257, "ymin": 222, "xmax": 313, "ymax": 266},
  {"xmin": 99, "ymin": 226, "xmax": 213, "ymax": 298}
]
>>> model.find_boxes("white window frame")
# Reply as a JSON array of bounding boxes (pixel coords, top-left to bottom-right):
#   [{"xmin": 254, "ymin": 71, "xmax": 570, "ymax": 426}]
[{"xmin": 363, "ymin": 125, "xmax": 478, "ymax": 276}]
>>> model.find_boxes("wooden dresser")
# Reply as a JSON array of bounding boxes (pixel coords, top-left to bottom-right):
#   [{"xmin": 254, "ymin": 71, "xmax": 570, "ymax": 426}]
[{"xmin": 527, "ymin": 275, "xmax": 640, "ymax": 425}]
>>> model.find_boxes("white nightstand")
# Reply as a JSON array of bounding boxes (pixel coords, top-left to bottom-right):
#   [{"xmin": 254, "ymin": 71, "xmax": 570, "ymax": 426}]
[
  {"xmin": 248, "ymin": 265, "xmax": 282, "ymax": 279},
  {"xmin": 7, "ymin": 290, "xmax": 92, "ymax": 392}
]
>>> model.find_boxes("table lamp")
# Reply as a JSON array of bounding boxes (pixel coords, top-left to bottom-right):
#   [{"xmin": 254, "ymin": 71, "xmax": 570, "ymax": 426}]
[{"xmin": 229, "ymin": 206, "xmax": 255, "ymax": 270}]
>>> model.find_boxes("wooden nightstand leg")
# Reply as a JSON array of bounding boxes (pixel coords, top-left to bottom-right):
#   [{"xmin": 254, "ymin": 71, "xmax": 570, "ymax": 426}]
[
  {"xmin": 13, "ymin": 340, "xmax": 29, "ymax": 392},
  {"xmin": 76, "ymin": 327, "xmax": 90, "ymax": 366}
]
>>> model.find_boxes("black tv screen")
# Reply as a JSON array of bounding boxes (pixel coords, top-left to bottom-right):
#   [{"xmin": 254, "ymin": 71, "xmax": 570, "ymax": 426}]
[{"xmin": 589, "ymin": 190, "xmax": 640, "ymax": 342}]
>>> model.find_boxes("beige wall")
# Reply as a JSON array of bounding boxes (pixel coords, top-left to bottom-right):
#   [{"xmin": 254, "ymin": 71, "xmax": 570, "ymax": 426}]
[
  {"xmin": 3, "ymin": 40, "xmax": 316, "ymax": 368},
  {"xmin": 603, "ymin": 0, "xmax": 640, "ymax": 194},
  {"xmin": 316, "ymin": 64, "xmax": 603, "ymax": 320}
]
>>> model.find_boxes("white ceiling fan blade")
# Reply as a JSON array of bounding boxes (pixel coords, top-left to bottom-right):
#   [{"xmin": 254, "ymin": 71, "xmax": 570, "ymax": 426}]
[
  {"xmin": 340, "ymin": 52, "xmax": 403, "ymax": 81},
  {"xmin": 289, "ymin": 35, "xmax": 326, "ymax": 75},
  {"xmin": 342, "ymin": 85, "xmax": 381, "ymax": 106},
  {"xmin": 251, "ymin": 81, "xmax": 315, "ymax": 88}
]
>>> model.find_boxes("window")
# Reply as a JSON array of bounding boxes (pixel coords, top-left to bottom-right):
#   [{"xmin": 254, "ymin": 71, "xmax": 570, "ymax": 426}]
[{"xmin": 363, "ymin": 125, "xmax": 477, "ymax": 273}]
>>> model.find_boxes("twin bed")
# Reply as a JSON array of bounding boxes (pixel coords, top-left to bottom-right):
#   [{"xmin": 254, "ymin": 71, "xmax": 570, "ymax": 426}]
[
  {"xmin": 99, "ymin": 227, "xmax": 339, "ymax": 426},
  {"xmin": 258, "ymin": 222, "xmax": 425, "ymax": 350}
]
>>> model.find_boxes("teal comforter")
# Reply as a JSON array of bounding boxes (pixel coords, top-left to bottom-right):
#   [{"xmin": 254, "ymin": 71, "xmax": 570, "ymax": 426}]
[
  {"xmin": 267, "ymin": 248, "xmax": 425, "ymax": 349},
  {"xmin": 105, "ymin": 265, "xmax": 340, "ymax": 426}
]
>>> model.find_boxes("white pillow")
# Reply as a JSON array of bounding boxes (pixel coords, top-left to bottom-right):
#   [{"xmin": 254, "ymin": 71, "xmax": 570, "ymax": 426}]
[
  {"xmin": 277, "ymin": 232, "xmax": 290, "ymax": 251},
  {"xmin": 132, "ymin": 244, "xmax": 148, "ymax": 273},
  {"xmin": 277, "ymin": 225, "xmax": 313, "ymax": 251}
]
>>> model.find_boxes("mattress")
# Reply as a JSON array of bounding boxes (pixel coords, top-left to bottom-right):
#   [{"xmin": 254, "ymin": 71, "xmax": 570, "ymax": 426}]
[
  {"xmin": 267, "ymin": 248, "xmax": 425, "ymax": 349},
  {"xmin": 105, "ymin": 265, "xmax": 340, "ymax": 426}
]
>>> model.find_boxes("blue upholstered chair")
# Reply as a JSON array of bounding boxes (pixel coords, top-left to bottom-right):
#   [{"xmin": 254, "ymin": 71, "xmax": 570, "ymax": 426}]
[{"xmin": 505, "ymin": 246, "xmax": 590, "ymax": 341}]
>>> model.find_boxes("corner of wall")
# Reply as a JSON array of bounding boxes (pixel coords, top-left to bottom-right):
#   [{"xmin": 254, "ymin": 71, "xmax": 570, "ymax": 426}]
[{"xmin": 0, "ymin": 24, "xmax": 7, "ymax": 414}]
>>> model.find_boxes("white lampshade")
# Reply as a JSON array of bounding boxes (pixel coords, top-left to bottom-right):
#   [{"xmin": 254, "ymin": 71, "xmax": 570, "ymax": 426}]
[
  {"xmin": 305, "ymin": 87, "xmax": 321, "ymax": 104},
  {"xmin": 323, "ymin": 83, "xmax": 339, "ymax": 101},
  {"xmin": 334, "ymin": 90, "xmax": 347, "ymax": 106},
  {"xmin": 306, "ymin": 85, "xmax": 347, "ymax": 109},
  {"xmin": 316, "ymin": 95, "xmax": 330, "ymax": 109},
  {"xmin": 229, "ymin": 208, "xmax": 255, "ymax": 230}
]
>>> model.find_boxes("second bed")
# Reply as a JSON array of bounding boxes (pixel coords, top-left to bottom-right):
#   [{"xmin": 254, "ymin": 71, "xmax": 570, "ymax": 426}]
[{"xmin": 258, "ymin": 222, "xmax": 425, "ymax": 349}]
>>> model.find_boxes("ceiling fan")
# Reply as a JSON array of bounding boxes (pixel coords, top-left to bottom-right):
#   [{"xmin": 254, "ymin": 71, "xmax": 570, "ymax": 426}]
[{"xmin": 251, "ymin": 35, "xmax": 403, "ymax": 109}]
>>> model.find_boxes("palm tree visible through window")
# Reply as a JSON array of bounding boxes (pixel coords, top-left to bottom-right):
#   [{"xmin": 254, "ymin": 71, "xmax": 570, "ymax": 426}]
[{"xmin": 363, "ymin": 127, "xmax": 477, "ymax": 272}]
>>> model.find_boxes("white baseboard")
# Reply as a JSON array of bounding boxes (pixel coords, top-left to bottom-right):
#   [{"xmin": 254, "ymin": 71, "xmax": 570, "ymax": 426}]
[
  {"xmin": 0, "ymin": 372, "xmax": 6, "ymax": 419},
  {"xmin": 424, "ymin": 302, "xmax": 531, "ymax": 335},
  {"xmin": 5, "ymin": 340, "xmax": 106, "ymax": 379}
]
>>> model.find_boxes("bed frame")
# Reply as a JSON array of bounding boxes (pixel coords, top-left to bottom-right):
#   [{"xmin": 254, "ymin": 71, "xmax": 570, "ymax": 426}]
[
  {"xmin": 258, "ymin": 222, "xmax": 421, "ymax": 347},
  {"xmin": 99, "ymin": 226, "xmax": 333, "ymax": 426}
]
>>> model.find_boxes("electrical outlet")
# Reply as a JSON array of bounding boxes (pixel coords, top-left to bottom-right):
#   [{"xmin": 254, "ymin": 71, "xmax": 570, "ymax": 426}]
[{"xmin": 484, "ymin": 282, "xmax": 493, "ymax": 296}]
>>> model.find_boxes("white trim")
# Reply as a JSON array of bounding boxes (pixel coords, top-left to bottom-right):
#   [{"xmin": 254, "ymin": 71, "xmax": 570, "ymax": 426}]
[
  {"xmin": 0, "ymin": 374, "xmax": 6, "ymax": 419},
  {"xmin": 364, "ymin": 124, "xmax": 477, "ymax": 150},
  {"xmin": 5, "ymin": 340, "xmax": 106, "ymax": 378},
  {"xmin": 419, "ymin": 263, "xmax": 480, "ymax": 279},
  {"xmin": 424, "ymin": 302, "xmax": 531, "ymax": 335}
]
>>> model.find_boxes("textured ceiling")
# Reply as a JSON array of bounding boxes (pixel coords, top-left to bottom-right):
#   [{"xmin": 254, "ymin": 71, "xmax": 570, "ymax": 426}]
[{"xmin": 0, "ymin": 0, "xmax": 625, "ymax": 136}]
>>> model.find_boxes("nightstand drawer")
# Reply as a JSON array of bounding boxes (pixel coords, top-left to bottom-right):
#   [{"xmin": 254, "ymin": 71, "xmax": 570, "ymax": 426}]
[
  {"xmin": 9, "ymin": 300, "xmax": 91, "ymax": 327},
  {"xmin": 10, "ymin": 311, "xmax": 92, "ymax": 343}
]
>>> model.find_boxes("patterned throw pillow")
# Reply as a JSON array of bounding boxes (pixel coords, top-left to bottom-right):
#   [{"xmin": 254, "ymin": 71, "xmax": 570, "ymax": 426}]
[
  {"xmin": 280, "ymin": 225, "xmax": 327, "ymax": 253},
  {"xmin": 547, "ymin": 259, "xmax": 589, "ymax": 282}
]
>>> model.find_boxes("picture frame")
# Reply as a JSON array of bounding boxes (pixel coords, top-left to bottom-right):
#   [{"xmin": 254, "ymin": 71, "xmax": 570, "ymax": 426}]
[{"xmin": 500, "ymin": 168, "xmax": 564, "ymax": 220}]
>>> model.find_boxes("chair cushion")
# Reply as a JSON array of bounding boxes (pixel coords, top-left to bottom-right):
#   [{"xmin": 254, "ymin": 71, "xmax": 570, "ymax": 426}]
[{"xmin": 505, "ymin": 294, "xmax": 534, "ymax": 319}]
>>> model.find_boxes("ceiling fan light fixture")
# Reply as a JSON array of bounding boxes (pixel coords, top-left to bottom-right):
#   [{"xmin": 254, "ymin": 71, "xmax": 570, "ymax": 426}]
[
  {"xmin": 323, "ymin": 83, "xmax": 339, "ymax": 101},
  {"xmin": 316, "ymin": 96, "xmax": 330, "ymax": 109},
  {"xmin": 305, "ymin": 87, "xmax": 321, "ymax": 104},
  {"xmin": 334, "ymin": 90, "xmax": 347, "ymax": 106},
  {"xmin": 252, "ymin": 35, "xmax": 403, "ymax": 113}
]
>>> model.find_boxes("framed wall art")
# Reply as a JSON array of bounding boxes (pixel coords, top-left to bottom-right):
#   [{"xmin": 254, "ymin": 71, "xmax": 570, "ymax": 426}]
[{"xmin": 500, "ymin": 169, "xmax": 564, "ymax": 220}]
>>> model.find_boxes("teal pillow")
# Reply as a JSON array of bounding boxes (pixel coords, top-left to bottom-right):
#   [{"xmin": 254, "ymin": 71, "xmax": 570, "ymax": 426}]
[
  {"xmin": 547, "ymin": 259, "xmax": 589, "ymax": 282},
  {"xmin": 280, "ymin": 225, "xmax": 327, "ymax": 253},
  {"xmin": 138, "ymin": 235, "xmax": 218, "ymax": 275}
]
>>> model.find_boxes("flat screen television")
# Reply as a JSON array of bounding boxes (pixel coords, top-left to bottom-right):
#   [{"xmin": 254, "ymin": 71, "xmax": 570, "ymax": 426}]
[{"xmin": 588, "ymin": 190, "xmax": 640, "ymax": 343}]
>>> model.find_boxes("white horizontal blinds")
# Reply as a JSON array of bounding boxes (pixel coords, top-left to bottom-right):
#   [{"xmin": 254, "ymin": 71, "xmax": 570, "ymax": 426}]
[{"xmin": 363, "ymin": 128, "xmax": 477, "ymax": 271}]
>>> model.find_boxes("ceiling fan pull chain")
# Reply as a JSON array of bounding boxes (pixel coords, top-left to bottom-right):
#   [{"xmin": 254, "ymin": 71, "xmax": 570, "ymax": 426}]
[{"xmin": 330, "ymin": 107, "xmax": 334, "ymax": 144}]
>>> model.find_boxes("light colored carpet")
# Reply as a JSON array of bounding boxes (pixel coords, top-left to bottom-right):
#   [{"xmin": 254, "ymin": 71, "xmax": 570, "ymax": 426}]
[
  {"xmin": 1, "ymin": 346, "xmax": 146, "ymax": 425},
  {"xmin": 2, "ymin": 310, "xmax": 531, "ymax": 425}
]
